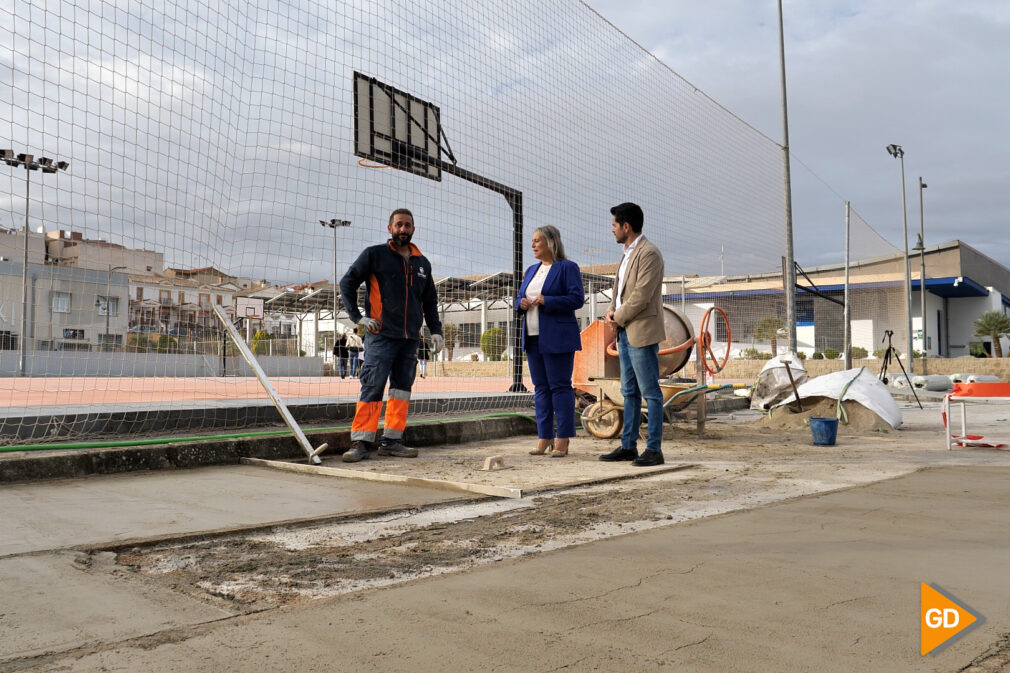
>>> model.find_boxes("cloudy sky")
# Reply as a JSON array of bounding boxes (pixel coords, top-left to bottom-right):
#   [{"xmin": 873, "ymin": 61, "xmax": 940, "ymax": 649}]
[
  {"xmin": 4, "ymin": 0, "xmax": 1006, "ymax": 284},
  {"xmin": 585, "ymin": 0, "xmax": 1010, "ymax": 267}
]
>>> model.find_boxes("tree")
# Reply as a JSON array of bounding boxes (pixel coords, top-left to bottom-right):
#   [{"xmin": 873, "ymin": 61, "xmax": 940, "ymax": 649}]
[
  {"xmin": 480, "ymin": 327, "xmax": 505, "ymax": 361},
  {"xmin": 251, "ymin": 329, "xmax": 274, "ymax": 355},
  {"xmin": 754, "ymin": 316, "xmax": 786, "ymax": 357},
  {"xmin": 441, "ymin": 322, "xmax": 458, "ymax": 361},
  {"xmin": 972, "ymin": 311, "xmax": 1010, "ymax": 358}
]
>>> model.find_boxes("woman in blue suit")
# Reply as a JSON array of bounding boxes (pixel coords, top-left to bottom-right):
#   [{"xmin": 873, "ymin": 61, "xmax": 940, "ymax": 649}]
[{"xmin": 516, "ymin": 225, "xmax": 584, "ymax": 457}]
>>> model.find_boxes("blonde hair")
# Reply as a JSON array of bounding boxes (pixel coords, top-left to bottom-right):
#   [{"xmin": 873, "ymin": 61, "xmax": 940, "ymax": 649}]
[{"xmin": 534, "ymin": 225, "xmax": 566, "ymax": 260}]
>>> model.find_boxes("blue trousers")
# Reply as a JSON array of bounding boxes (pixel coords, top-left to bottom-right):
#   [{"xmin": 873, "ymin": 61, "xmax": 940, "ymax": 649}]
[
  {"xmin": 525, "ymin": 335, "xmax": 576, "ymax": 439},
  {"xmin": 617, "ymin": 329, "xmax": 663, "ymax": 454}
]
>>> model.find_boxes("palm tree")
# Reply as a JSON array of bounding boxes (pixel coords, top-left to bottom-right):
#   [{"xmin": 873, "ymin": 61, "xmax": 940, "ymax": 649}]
[
  {"xmin": 972, "ymin": 311, "xmax": 1010, "ymax": 358},
  {"xmin": 441, "ymin": 322, "xmax": 458, "ymax": 361},
  {"xmin": 754, "ymin": 316, "xmax": 786, "ymax": 357}
]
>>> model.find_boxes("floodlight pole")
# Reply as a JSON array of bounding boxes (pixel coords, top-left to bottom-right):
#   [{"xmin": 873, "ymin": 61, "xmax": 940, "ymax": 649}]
[
  {"xmin": 320, "ymin": 218, "xmax": 351, "ymax": 339},
  {"xmin": 777, "ymin": 0, "xmax": 798, "ymax": 354},
  {"xmin": 917, "ymin": 177, "xmax": 928, "ymax": 365},
  {"xmin": 886, "ymin": 144, "xmax": 914, "ymax": 374},
  {"xmin": 436, "ymin": 160, "xmax": 526, "ymax": 392},
  {"xmin": 2, "ymin": 150, "xmax": 69, "ymax": 376}
]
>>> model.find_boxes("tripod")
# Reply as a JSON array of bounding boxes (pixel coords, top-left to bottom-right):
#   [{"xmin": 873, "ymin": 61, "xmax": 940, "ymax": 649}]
[{"xmin": 878, "ymin": 330, "xmax": 922, "ymax": 409}]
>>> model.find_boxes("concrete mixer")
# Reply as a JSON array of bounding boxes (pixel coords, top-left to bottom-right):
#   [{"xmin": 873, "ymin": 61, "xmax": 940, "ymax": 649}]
[{"xmin": 575, "ymin": 304, "xmax": 732, "ymax": 439}]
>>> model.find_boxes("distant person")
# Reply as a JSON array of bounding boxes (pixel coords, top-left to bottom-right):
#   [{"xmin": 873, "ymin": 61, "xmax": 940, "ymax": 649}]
[
  {"xmin": 333, "ymin": 332, "xmax": 349, "ymax": 378},
  {"xmin": 339, "ymin": 208, "xmax": 443, "ymax": 462},
  {"xmin": 516, "ymin": 225, "xmax": 584, "ymax": 458},
  {"xmin": 417, "ymin": 336, "xmax": 431, "ymax": 378},
  {"xmin": 345, "ymin": 331, "xmax": 363, "ymax": 377},
  {"xmin": 599, "ymin": 202, "xmax": 667, "ymax": 467}
]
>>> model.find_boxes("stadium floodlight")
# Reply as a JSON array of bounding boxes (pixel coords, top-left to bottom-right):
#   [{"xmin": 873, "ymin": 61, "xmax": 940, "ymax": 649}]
[
  {"xmin": 886, "ymin": 143, "xmax": 914, "ymax": 373},
  {"xmin": 319, "ymin": 218, "xmax": 351, "ymax": 337},
  {"xmin": 3, "ymin": 150, "xmax": 69, "ymax": 376}
]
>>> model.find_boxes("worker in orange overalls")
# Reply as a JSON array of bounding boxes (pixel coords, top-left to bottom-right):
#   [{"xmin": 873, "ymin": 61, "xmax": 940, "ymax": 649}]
[{"xmin": 338, "ymin": 208, "xmax": 443, "ymax": 462}]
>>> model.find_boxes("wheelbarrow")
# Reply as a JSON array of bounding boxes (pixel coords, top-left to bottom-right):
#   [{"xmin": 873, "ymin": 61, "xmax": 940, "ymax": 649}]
[{"xmin": 582, "ymin": 377, "xmax": 703, "ymax": 439}]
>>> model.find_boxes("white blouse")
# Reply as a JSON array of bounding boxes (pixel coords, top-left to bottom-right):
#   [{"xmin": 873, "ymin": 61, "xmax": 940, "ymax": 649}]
[{"xmin": 524, "ymin": 263, "xmax": 551, "ymax": 336}]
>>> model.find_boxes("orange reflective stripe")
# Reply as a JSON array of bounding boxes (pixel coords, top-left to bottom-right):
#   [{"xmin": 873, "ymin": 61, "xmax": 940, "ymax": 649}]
[
  {"xmin": 368, "ymin": 274, "xmax": 382, "ymax": 327},
  {"xmin": 384, "ymin": 397, "xmax": 410, "ymax": 432},
  {"xmin": 351, "ymin": 400, "xmax": 382, "ymax": 433}
]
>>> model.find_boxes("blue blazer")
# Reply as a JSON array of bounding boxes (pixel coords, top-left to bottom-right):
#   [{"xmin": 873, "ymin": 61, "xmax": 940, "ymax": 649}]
[{"xmin": 514, "ymin": 258, "xmax": 585, "ymax": 354}]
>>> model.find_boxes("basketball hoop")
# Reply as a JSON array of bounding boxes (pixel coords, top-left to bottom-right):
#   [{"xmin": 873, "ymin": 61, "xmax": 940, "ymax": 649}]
[{"xmin": 357, "ymin": 157, "xmax": 391, "ymax": 169}]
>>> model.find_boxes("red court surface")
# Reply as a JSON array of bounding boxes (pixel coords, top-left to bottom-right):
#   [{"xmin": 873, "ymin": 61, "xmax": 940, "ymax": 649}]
[{"xmin": 2, "ymin": 376, "xmax": 533, "ymax": 409}]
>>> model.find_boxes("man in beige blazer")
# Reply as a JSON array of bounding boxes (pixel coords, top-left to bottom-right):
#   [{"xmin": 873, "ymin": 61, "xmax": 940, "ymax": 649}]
[{"xmin": 600, "ymin": 202, "xmax": 667, "ymax": 466}]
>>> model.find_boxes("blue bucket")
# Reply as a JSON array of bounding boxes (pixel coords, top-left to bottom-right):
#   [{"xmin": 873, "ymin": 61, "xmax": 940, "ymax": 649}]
[{"xmin": 809, "ymin": 417, "xmax": 839, "ymax": 446}]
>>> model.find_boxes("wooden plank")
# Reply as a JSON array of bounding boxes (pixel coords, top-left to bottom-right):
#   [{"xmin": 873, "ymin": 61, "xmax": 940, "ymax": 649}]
[{"xmin": 240, "ymin": 457, "xmax": 523, "ymax": 499}]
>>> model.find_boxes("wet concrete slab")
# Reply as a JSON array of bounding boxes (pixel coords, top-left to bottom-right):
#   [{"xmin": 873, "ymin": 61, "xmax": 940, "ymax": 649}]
[
  {"xmin": 0, "ymin": 551, "xmax": 235, "ymax": 662},
  {"xmin": 0, "ymin": 464, "xmax": 465, "ymax": 556}
]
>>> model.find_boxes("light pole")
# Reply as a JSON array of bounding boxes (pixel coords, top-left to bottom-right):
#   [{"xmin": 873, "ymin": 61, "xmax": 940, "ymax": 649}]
[
  {"xmin": 2, "ymin": 150, "xmax": 69, "ymax": 376},
  {"xmin": 777, "ymin": 0, "xmax": 797, "ymax": 354},
  {"xmin": 319, "ymin": 218, "xmax": 351, "ymax": 350},
  {"xmin": 916, "ymin": 177, "xmax": 928, "ymax": 362},
  {"xmin": 886, "ymin": 144, "xmax": 914, "ymax": 373},
  {"xmin": 98, "ymin": 265, "xmax": 127, "ymax": 351}
]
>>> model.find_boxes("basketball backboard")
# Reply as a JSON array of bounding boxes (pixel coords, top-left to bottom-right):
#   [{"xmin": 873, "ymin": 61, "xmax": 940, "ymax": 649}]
[
  {"xmin": 236, "ymin": 297, "xmax": 263, "ymax": 320},
  {"xmin": 353, "ymin": 72, "xmax": 442, "ymax": 181}
]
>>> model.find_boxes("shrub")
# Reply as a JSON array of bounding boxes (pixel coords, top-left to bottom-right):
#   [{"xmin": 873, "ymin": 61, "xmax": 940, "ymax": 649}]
[
  {"xmin": 873, "ymin": 347, "xmax": 899, "ymax": 359},
  {"xmin": 156, "ymin": 335, "xmax": 178, "ymax": 353},
  {"xmin": 850, "ymin": 346, "xmax": 868, "ymax": 359},
  {"xmin": 823, "ymin": 348, "xmax": 840, "ymax": 360},
  {"xmin": 480, "ymin": 327, "xmax": 505, "ymax": 361},
  {"xmin": 741, "ymin": 347, "xmax": 761, "ymax": 360},
  {"xmin": 913, "ymin": 349, "xmax": 925, "ymax": 359},
  {"xmin": 811, "ymin": 351, "xmax": 824, "ymax": 360},
  {"xmin": 796, "ymin": 351, "xmax": 807, "ymax": 360}
]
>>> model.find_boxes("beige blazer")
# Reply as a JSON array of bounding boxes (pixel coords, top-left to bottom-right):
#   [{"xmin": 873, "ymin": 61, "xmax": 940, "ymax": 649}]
[{"xmin": 609, "ymin": 236, "xmax": 667, "ymax": 347}]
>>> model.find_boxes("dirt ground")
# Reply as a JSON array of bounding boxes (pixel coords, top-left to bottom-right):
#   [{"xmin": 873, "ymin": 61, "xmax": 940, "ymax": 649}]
[{"xmin": 114, "ymin": 400, "xmax": 979, "ymax": 614}]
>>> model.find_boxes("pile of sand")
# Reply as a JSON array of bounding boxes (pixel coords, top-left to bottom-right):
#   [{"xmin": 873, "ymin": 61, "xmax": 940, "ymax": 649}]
[{"xmin": 756, "ymin": 396, "xmax": 893, "ymax": 433}]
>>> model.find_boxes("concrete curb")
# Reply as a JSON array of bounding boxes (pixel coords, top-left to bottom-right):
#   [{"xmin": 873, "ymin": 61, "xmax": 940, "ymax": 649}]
[{"xmin": 0, "ymin": 415, "xmax": 537, "ymax": 484}]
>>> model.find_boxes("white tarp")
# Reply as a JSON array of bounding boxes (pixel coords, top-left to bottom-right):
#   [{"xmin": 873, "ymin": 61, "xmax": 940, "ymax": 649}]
[
  {"xmin": 750, "ymin": 353, "xmax": 808, "ymax": 410},
  {"xmin": 773, "ymin": 367, "xmax": 903, "ymax": 429}
]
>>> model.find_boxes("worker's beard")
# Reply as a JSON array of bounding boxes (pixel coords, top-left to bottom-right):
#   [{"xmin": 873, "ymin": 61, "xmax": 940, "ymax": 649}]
[{"xmin": 392, "ymin": 232, "xmax": 413, "ymax": 247}]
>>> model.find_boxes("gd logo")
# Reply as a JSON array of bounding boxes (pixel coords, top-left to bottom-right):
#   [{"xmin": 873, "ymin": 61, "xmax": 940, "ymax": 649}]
[{"xmin": 920, "ymin": 583, "xmax": 985, "ymax": 655}]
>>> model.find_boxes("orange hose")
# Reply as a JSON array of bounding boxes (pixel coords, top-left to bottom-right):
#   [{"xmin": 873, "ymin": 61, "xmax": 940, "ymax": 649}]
[{"xmin": 603, "ymin": 306, "xmax": 732, "ymax": 376}]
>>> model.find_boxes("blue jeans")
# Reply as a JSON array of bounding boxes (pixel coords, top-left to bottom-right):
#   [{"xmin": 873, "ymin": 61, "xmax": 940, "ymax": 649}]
[
  {"xmin": 358, "ymin": 335, "xmax": 418, "ymax": 402},
  {"xmin": 349, "ymin": 352, "xmax": 361, "ymax": 377},
  {"xmin": 524, "ymin": 336, "xmax": 576, "ymax": 439},
  {"xmin": 617, "ymin": 329, "xmax": 663, "ymax": 454},
  {"xmin": 336, "ymin": 357, "xmax": 348, "ymax": 378}
]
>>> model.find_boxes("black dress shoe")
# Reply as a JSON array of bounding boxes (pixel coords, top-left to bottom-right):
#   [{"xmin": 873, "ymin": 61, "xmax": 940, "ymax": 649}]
[
  {"xmin": 631, "ymin": 451, "xmax": 664, "ymax": 467},
  {"xmin": 599, "ymin": 447, "xmax": 638, "ymax": 462}
]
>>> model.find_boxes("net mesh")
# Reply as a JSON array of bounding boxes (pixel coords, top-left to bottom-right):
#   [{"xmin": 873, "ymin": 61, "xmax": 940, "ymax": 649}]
[{"xmin": 1, "ymin": 0, "xmax": 901, "ymax": 445}]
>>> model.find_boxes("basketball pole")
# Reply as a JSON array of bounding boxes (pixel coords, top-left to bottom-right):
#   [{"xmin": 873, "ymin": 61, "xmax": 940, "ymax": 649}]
[{"xmin": 433, "ymin": 158, "xmax": 526, "ymax": 393}]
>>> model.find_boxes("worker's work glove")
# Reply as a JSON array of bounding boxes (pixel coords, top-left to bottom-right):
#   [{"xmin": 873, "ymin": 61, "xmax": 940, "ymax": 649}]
[
  {"xmin": 358, "ymin": 317, "xmax": 380, "ymax": 334},
  {"xmin": 431, "ymin": 334, "xmax": 444, "ymax": 354}
]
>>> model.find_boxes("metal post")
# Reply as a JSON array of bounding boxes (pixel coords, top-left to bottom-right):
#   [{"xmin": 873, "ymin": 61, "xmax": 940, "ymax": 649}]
[
  {"xmin": 104, "ymin": 266, "xmax": 112, "ymax": 348},
  {"xmin": 918, "ymin": 177, "xmax": 928, "ymax": 370},
  {"xmin": 843, "ymin": 201, "xmax": 851, "ymax": 370},
  {"xmin": 899, "ymin": 155, "xmax": 913, "ymax": 372},
  {"xmin": 777, "ymin": 0, "xmax": 798, "ymax": 354},
  {"xmin": 19, "ymin": 170, "xmax": 30, "ymax": 376}
]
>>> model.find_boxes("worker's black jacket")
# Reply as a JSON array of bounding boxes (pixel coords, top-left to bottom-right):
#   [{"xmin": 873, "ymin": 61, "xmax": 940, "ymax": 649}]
[{"xmin": 340, "ymin": 240, "xmax": 441, "ymax": 340}]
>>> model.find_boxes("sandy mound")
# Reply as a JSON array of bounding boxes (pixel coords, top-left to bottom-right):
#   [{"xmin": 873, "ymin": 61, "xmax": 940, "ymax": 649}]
[{"xmin": 756, "ymin": 396, "xmax": 893, "ymax": 432}]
